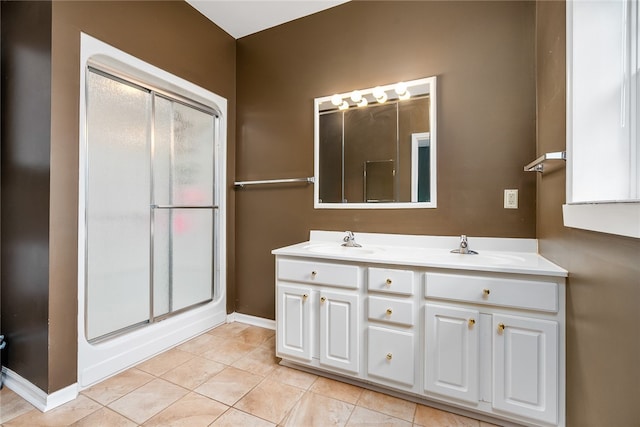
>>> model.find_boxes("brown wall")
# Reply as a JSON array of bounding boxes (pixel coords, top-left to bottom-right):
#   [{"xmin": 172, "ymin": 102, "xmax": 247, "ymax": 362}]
[
  {"xmin": 1, "ymin": 0, "xmax": 236, "ymax": 393},
  {"xmin": 235, "ymin": 1, "xmax": 537, "ymax": 319},
  {"xmin": 1, "ymin": 0, "xmax": 53, "ymax": 392},
  {"xmin": 535, "ymin": 2, "xmax": 640, "ymax": 425}
]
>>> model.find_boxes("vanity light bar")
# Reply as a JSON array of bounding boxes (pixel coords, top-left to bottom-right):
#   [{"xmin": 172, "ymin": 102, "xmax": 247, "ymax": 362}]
[{"xmin": 329, "ymin": 81, "xmax": 414, "ymax": 110}]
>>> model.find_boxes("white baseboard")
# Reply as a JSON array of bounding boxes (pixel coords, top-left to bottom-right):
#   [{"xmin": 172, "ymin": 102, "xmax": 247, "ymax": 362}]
[
  {"xmin": 1, "ymin": 367, "xmax": 78, "ymax": 412},
  {"xmin": 227, "ymin": 312, "xmax": 275, "ymax": 330}
]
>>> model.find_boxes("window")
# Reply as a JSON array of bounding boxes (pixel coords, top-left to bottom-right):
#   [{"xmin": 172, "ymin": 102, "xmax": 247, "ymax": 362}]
[{"xmin": 565, "ymin": 0, "xmax": 639, "ymax": 238}]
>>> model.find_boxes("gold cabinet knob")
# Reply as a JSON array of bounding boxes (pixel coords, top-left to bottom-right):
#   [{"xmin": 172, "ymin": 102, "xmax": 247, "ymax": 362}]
[
  {"xmin": 302, "ymin": 294, "xmax": 308, "ymax": 300},
  {"xmin": 320, "ymin": 296, "xmax": 326, "ymax": 303},
  {"xmin": 386, "ymin": 308, "xmax": 393, "ymax": 316},
  {"xmin": 468, "ymin": 318, "xmax": 476, "ymax": 327},
  {"xmin": 311, "ymin": 271, "xmax": 317, "ymax": 277},
  {"xmin": 498, "ymin": 323, "xmax": 505, "ymax": 333},
  {"xmin": 385, "ymin": 278, "xmax": 392, "ymax": 286},
  {"xmin": 386, "ymin": 353, "xmax": 393, "ymax": 360},
  {"xmin": 483, "ymin": 288, "xmax": 491, "ymax": 296}
]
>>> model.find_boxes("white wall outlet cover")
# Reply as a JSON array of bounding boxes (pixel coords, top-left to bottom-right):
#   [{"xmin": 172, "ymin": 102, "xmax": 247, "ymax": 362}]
[{"xmin": 504, "ymin": 189, "xmax": 518, "ymax": 209}]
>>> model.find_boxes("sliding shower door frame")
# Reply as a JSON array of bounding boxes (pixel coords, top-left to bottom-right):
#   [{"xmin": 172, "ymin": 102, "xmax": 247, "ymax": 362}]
[{"xmin": 85, "ymin": 65, "xmax": 220, "ymax": 343}]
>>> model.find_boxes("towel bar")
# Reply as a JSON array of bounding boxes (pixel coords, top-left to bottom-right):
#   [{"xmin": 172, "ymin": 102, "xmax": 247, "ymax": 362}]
[
  {"xmin": 524, "ymin": 151, "xmax": 566, "ymax": 172},
  {"xmin": 234, "ymin": 177, "xmax": 315, "ymax": 188}
]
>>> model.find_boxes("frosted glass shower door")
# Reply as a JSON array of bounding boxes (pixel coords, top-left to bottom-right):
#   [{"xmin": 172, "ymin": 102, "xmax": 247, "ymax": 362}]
[
  {"xmin": 85, "ymin": 68, "xmax": 217, "ymax": 341},
  {"xmin": 86, "ymin": 71, "xmax": 151, "ymax": 341},
  {"xmin": 152, "ymin": 97, "xmax": 215, "ymax": 316}
]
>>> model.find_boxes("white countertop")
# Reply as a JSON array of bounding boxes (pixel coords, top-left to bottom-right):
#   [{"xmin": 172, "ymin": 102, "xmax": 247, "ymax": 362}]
[{"xmin": 272, "ymin": 231, "xmax": 568, "ymax": 277}]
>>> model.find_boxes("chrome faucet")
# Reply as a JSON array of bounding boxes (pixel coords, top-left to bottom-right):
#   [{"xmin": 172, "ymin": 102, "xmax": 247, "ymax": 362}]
[
  {"xmin": 451, "ymin": 235, "xmax": 478, "ymax": 254},
  {"xmin": 342, "ymin": 231, "xmax": 362, "ymax": 247},
  {"xmin": 459, "ymin": 235, "xmax": 470, "ymax": 254}
]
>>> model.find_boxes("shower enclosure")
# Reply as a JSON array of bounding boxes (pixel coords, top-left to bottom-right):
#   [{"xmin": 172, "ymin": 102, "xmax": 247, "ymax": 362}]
[
  {"xmin": 78, "ymin": 33, "xmax": 226, "ymax": 388},
  {"xmin": 85, "ymin": 69, "xmax": 217, "ymax": 341}
]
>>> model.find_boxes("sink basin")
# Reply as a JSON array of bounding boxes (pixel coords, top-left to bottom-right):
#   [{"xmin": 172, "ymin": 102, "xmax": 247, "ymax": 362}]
[
  {"xmin": 304, "ymin": 243, "xmax": 380, "ymax": 256},
  {"xmin": 421, "ymin": 252, "xmax": 527, "ymax": 266}
]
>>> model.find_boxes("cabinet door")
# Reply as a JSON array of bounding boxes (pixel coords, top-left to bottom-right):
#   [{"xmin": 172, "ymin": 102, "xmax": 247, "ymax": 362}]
[
  {"xmin": 493, "ymin": 314, "xmax": 558, "ymax": 425},
  {"xmin": 319, "ymin": 290, "xmax": 359, "ymax": 373},
  {"xmin": 368, "ymin": 326, "xmax": 415, "ymax": 386},
  {"xmin": 425, "ymin": 303, "xmax": 480, "ymax": 404},
  {"xmin": 276, "ymin": 284, "xmax": 312, "ymax": 361}
]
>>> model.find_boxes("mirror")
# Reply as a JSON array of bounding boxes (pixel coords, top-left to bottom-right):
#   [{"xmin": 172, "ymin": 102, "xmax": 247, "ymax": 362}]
[{"xmin": 314, "ymin": 76, "xmax": 437, "ymax": 209}]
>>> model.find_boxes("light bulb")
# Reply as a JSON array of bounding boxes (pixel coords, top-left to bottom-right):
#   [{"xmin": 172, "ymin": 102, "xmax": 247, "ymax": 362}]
[
  {"xmin": 372, "ymin": 86, "xmax": 388, "ymax": 103},
  {"xmin": 339, "ymin": 100, "xmax": 349, "ymax": 110},
  {"xmin": 357, "ymin": 97, "xmax": 368, "ymax": 107},
  {"xmin": 331, "ymin": 94, "xmax": 342, "ymax": 106},
  {"xmin": 350, "ymin": 90, "xmax": 362, "ymax": 103},
  {"xmin": 395, "ymin": 82, "xmax": 407, "ymax": 96},
  {"xmin": 398, "ymin": 89, "xmax": 411, "ymax": 100}
]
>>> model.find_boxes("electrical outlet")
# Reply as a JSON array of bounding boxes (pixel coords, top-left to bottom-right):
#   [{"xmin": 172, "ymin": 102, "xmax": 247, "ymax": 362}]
[{"xmin": 504, "ymin": 189, "xmax": 518, "ymax": 209}]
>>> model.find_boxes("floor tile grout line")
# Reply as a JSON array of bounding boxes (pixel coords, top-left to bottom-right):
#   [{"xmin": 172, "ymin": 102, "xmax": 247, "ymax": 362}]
[
  {"xmin": 224, "ymin": 405, "xmax": 278, "ymax": 426},
  {"xmin": 135, "ymin": 346, "xmax": 197, "ymax": 376},
  {"xmin": 158, "ymin": 347, "xmax": 199, "ymax": 374},
  {"xmin": 305, "ymin": 387, "xmax": 359, "ymax": 406},
  {"xmin": 158, "ymin": 356, "xmax": 229, "ymax": 391},
  {"xmin": 341, "ymin": 398, "xmax": 358, "ymax": 427},
  {"xmin": 412, "ymin": 401, "xmax": 418, "ymax": 424},
  {"xmin": 80, "ymin": 367, "xmax": 156, "ymax": 407},
  {"xmin": 350, "ymin": 403, "xmax": 415, "ymax": 426},
  {"xmin": 273, "ymin": 377, "xmax": 312, "ymax": 426},
  {"xmin": 125, "ymin": 378, "xmax": 192, "ymax": 425},
  {"xmin": 77, "ymin": 394, "xmax": 140, "ymax": 427}
]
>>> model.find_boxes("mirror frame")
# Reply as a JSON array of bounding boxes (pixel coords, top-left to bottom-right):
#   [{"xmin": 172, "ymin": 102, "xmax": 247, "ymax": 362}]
[{"xmin": 313, "ymin": 76, "xmax": 437, "ymax": 209}]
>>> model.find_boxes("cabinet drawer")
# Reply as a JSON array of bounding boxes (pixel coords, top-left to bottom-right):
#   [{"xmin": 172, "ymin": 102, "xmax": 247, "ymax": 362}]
[
  {"xmin": 368, "ymin": 267, "xmax": 414, "ymax": 295},
  {"xmin": 425, "ymin": 273, "xmax": 558, "ymax": 312},
  {"xmin": 367, "ymin": 326, "xmax": 415, "ymax": 386},
  {"xmin": 368, "ymin": 296, "xmax": 414, "ymax": 326},
  {"xmin": 278, "ymin": 258, "xmax": 360, "ymax": 289}
]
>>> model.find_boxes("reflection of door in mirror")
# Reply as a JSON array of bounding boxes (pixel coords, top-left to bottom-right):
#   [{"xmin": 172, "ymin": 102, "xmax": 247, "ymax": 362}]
[
  {"xmin": 411, "ymin": 132, "xmax": 431, "ymax": 202},
  {"xmin": 364, "ymin": 160, "xmax": 395, "ymax": 202}
]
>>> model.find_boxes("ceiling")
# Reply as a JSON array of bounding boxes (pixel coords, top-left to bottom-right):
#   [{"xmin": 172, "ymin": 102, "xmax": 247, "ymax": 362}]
[{"xmin": 186, "ymin": 0, "xmax": 350, "ymax": 39}]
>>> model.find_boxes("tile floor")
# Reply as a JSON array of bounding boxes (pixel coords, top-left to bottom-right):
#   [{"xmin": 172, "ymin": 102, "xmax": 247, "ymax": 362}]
[{"xmin": 0, "ymin": 323, "xmax": 501, "ymax": 426}]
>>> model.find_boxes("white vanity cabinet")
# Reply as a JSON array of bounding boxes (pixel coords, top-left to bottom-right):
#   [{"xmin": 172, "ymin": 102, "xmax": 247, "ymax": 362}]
[
  {"xmin": 275, "ymin": 258, "xmax": 361, "ymax": 375},
  {"xmin": 273, "ymin": 232, "xmax": 567, "ymax": 427},
  {"xmin": 366, "ymin": 267, "xmax": 417, "ymax": 390},
  {"xmin": 424, "ymin": 272, "xmax": 562, "ymax": 426}
]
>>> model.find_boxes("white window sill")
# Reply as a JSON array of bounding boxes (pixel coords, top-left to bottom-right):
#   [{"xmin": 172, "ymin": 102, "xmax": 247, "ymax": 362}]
[{"xmin": 563, "ymin": 203, "xmax": 640, "ymax": 239}]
